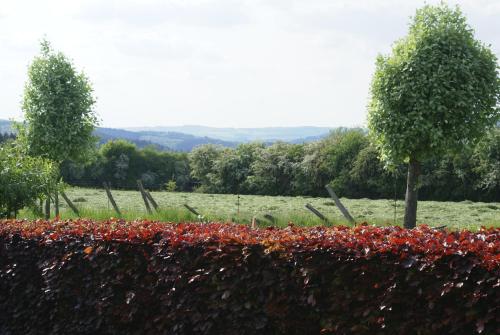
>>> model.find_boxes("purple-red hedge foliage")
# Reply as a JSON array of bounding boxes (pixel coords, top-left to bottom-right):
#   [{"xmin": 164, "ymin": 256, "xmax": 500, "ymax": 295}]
[{"xmin": 0, "ymin": 219, "xmax": 499, "ymax": 335}]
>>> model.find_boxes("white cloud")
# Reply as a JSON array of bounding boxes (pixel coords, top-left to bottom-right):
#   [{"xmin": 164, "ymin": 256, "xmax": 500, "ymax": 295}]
[
  {"xmin": 76, "ymin": 0, "xmax": 253, "ymax": 27},
  {"xmin": 0, "ymin": 0, "xmax": 498, "ymax": 128}
]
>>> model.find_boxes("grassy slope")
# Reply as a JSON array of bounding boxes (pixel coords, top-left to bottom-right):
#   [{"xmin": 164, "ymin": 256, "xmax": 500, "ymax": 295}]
[{"xmin": 19, "ymin": 187, "xmax": 500, "ymax": 230}]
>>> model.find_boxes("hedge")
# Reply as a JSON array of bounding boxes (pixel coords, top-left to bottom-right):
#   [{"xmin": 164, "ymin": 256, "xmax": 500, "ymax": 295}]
[{"xmin": 0, "ymin": 219, "xmax": 498, "ymax": 335}]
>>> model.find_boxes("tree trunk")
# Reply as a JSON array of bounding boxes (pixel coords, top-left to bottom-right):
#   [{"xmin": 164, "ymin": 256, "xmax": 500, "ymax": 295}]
[
  {"xmin": 55, "ymin": 189, "xmax": 59, "ymax": 217},
  {"xmin": 45, "ymin": 197, "xmax": 50, "ymax": 220},
  {"xmin": 404, "ymin": 157, "xmax": 421, "ymax": 229}
]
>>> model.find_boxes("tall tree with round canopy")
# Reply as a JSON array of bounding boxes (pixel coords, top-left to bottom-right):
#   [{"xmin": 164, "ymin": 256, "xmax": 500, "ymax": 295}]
[
  {"xmin": 368, "ymin": 4, "xmax": 499, "ymax": 228},
  {"xmin": 19, "ymin": 39, "xmax": 98, "ymax": 217}
]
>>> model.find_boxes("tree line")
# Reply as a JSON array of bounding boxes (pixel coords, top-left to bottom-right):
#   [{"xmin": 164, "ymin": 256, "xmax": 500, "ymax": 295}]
[
  {"xmin": 59, "ymin": 127, "xmax": 499, "ymax": 202},
  {"xmin": 61, "ymin": 139, "xmax": 191, "ymax": 191}
]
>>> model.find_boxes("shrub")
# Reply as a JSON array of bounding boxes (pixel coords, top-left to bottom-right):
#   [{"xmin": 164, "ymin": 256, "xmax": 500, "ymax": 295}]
[
  {"xmin": 165, "ymin": 179, "xmax": 177, "ymax": 192},
  {"xmin": 0, "ymin": 145, "xmax": 57, "ymax": 218},
  {"xmin": 0, "ymin": 220, "xmax": 498, "ymax": 334}
]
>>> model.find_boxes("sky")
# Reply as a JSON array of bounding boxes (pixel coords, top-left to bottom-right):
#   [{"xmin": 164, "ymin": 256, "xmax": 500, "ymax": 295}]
[{"xmin": 0, "ymin": 0, "xmax": 499, "ymax": 128}]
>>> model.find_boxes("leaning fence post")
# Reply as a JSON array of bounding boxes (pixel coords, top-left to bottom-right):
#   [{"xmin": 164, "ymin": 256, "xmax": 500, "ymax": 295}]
[
  {"xmin": 184, "ymin": 204, "xmax": 200, "ymax": 216},
  {"xmin": 325, "ymin": 185, "xmax": 356, "ymax": 225},
  {"xmin": 60, "ymin": 191, "xmax": 80, "ymax": 216},
  {"xmin": 137, "ymin": 180, "xmax": 153, "ymax": 214},
  {"xmin": 103, "ymin": 182, "xmax": 122, "ymax": 216},
  {"xmin": 251, "ymin": 217, "xmax": 256, "ymax": 229},
  {"xmin": 250, "ymin": 217, "xmax": 263, "ymax": 228},
  {"xmin": 305, "ymin": 203, "xmax": 330, "ymax": 224},
  {"xmin": 145, "ymin": 190, "xmax": 159, "ymax": 211}
]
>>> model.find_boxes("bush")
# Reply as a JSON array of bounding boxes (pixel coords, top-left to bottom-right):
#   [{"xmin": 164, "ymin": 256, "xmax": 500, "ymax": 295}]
[
  {"xmin": 165, "ymin": 180, "xmax": 177, "ymax": 192},
  {"xmin": 0, "ymin": 144, "xmax": 57, "ymax": 218},
  {"xmin": 0, "ymin": 220, "xmax": 498, "ymax": 334}
]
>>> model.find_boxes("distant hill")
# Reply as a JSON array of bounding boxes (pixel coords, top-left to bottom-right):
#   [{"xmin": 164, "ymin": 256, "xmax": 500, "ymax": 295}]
[
  {"xmin": 0, "ymin": 119, "xmax": 14, "ymax": 134},
  {"xmin": 95, "ymin": 127, "xmax": 238, "ymax": 151},
  {"xmin": 289, "ymin": 134, "xmax": 330, "ymax": 144},
  {"xmin": 0, "ymin": 119, "xmax": 331, "ymax": 151},
  {"xmin": 96, "ymin": 126, "xmax": 332, "ymax": 151},
  {"xmin": 125, "ymin": 125, "xmax": 333, "ymax": 142},
  {"xmin": 94, "ymin": 128, "xmax": 171, "ymax": 150},
  {"xmin": 0, "ymin": 120, "xmax": 239, "ymax": 152}
]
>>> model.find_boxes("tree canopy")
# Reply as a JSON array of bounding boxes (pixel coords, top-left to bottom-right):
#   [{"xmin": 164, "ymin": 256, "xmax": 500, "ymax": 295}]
[
  {"xmin": 368, "ymin": 4, "xmax": 499, "ymax": 165},
  {"xmin": 19, "ymin": 39, "xmax": 98, "ymax": 163}
]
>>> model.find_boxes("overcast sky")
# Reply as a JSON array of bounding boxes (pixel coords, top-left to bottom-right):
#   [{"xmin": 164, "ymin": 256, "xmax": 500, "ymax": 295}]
[{"xmin": 0, "ymin": 0, "xmax": 498, "ymax": 128}]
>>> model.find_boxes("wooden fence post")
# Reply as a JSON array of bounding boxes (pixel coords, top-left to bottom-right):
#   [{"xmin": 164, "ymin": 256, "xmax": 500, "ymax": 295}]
[
  {"xmin": 45, "ymin": 197, "xmax": 50, "ymax": 220},
  {"xmin": 54, "ymin": 189, "xmax": 59, "ymax": 217},
  {"xmin": 237, "ymin": 194, "xmax": 240, "ymax": 215},
  {"xmin": 60, "ymin": 191, "xmax": 80, "ymax": 216},
  {"xmin": 184, "ymin": 204, "xmax": 200, "ymax": 216},
  {"xmin": 145, "ymin": 191, "xmax": 159, "ymax": 211},
  {"xmin": 103, "ymin": 182, "xmax": 122, "ymax": 216},
  {"xmin": 305, "ymin": 203, "xmax": 330, "ymax": 224},
  {"xmin": 325, "ymin": 185, "xmax": 356, "ymax": 225},
  {"xmin": 137, "ymin": 180, "xmax": 153, "ymax": 214}
]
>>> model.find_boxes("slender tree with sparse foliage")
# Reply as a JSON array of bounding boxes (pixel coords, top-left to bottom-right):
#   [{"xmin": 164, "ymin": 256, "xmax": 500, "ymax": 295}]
[
  {"xmin": 19, "ymin": 39, "xmax": 98, "ymax": 217},
  {"xmin": 368, "ymin": 4, "xmax": 500, "ymax": 228}
]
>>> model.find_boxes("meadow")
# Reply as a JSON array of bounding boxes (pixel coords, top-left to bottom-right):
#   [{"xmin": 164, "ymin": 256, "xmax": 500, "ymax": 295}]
[{"xmin": 18, "ymin": 187, "xmax": 500, "ymax": 230}]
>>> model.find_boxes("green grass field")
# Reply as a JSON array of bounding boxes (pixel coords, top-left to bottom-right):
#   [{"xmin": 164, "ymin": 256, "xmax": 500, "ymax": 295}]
[{"xmin": 17, "ymin": 187, "xmax": 500, "ymax": 230}]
